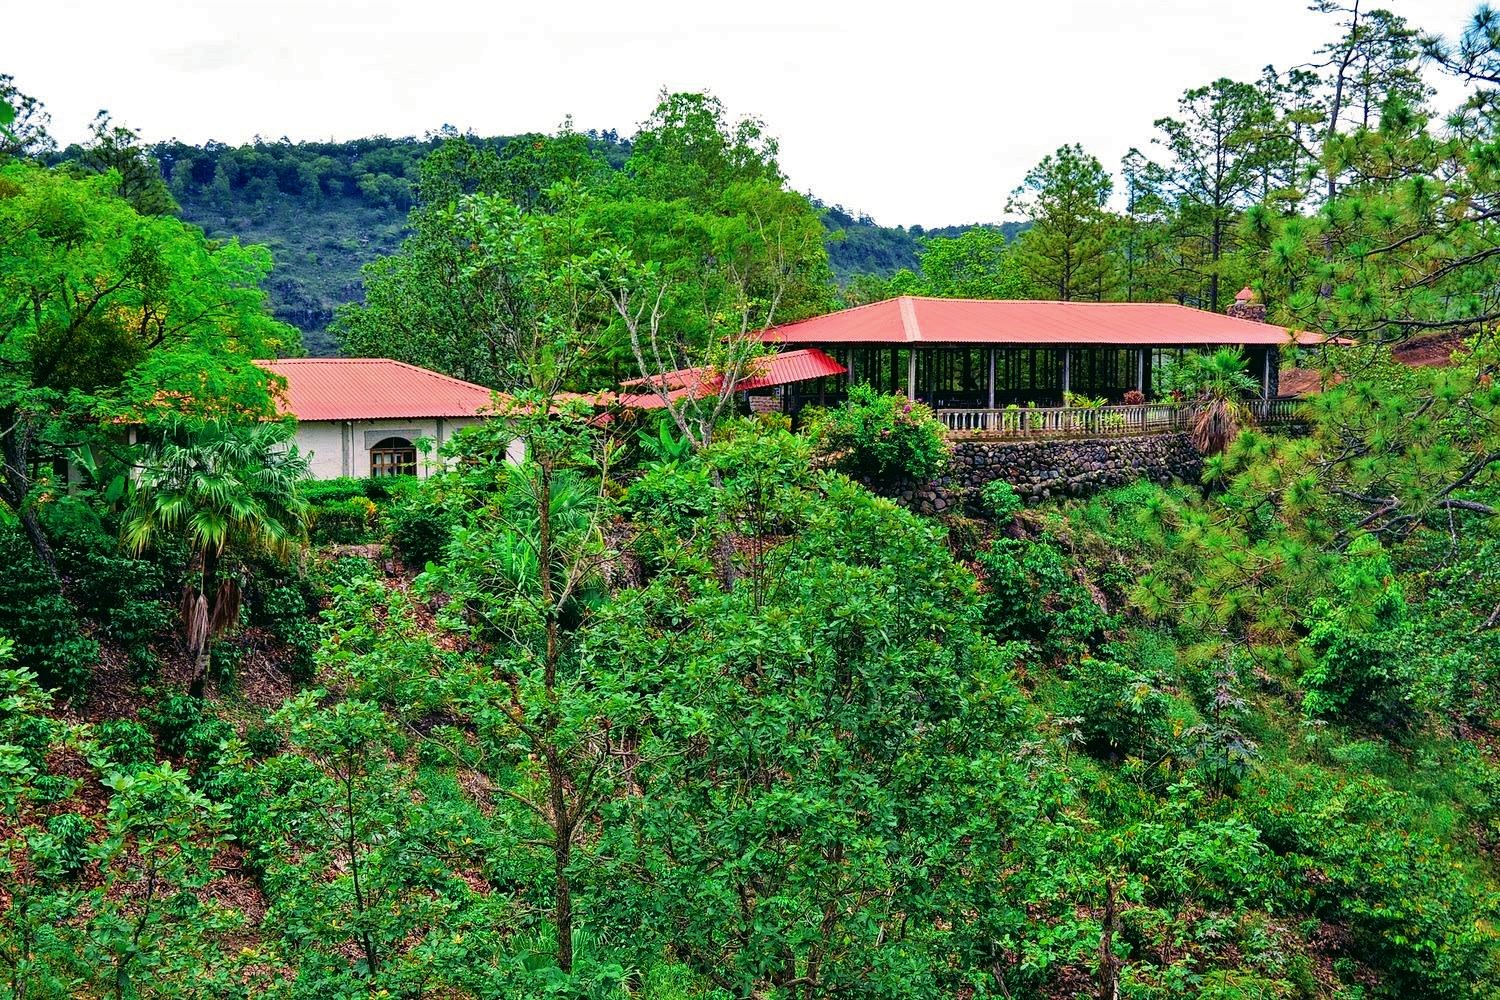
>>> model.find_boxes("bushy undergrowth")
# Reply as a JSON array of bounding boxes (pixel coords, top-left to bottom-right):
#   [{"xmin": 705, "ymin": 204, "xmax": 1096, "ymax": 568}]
[
  {"xmin": 4, "ymin": 427, "xmax": 1497, "ymax": 998},
  {"xmin": 804, "ymin": 384, "xmax": 950, "ymax": 481},
  {"xmin": 0, "ymin": 523, "xmax": 100, "ymax": 700}
]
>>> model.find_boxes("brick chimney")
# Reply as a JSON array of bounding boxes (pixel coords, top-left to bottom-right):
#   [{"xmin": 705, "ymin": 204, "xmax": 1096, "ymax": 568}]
[{"xmin": 1227, "ymin": 286, "xmax": 1266, "ymax": 323}]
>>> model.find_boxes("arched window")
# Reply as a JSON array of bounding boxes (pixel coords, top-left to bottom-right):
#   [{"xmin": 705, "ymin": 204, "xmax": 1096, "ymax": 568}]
[{"xmin": 370, "ymin": 436, "xmax": 417, "ymax": 477}]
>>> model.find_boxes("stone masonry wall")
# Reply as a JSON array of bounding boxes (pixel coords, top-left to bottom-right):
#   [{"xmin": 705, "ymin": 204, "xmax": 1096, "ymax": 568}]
[{"xmin": 881, "ymin": 432, "xmax": 1203, "ymax": 515}]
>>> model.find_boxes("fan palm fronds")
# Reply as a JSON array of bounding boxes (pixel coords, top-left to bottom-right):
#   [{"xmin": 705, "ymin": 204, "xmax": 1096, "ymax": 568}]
[
  {"xmin": 123, "ymin": 417, "xmax": 310, "ymax": 693},
  {"xmin": 1179, "ymin": 349, "xmax": 1262, "ymax": 455}
]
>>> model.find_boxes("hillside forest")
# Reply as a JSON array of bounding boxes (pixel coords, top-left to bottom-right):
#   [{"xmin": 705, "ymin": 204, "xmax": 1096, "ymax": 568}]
[
  {"xmin": 3, "ymin": 2, "xmax": 1500, "ymax": 998},
  {"xmin": 30, "ymin": 125, "xmax": 1019, "ymax": 355}
]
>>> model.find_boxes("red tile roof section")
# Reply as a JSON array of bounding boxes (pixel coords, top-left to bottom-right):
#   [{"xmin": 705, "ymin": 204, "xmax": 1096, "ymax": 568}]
[
  {"xmin": 762, "ymin": 296, "xmax": 1295, "ymax": 347},
  {"xmin": 256, "ymin": 358, "xmax": 497, "ymax": 421}
]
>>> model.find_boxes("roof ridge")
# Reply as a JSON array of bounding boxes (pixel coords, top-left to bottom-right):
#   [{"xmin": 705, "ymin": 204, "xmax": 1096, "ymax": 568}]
[
  {"xmin": 898, "ymin": 296, "xmax": 922, "ymax": 342},
  {"xmin": 261, "ymin": 357, "xmax": 496, "ymax": 394},
  {"xmin": 378, "ymin": 358, "xmax": 496, "ymax": 394},
  {"xmin": 904, "ymin": 296, "xmax": 1192, "ymax": 307}
]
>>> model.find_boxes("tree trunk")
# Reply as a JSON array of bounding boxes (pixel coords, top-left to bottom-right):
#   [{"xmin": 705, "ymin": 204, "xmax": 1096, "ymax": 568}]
[
  {"xmin": 550, "ymin": 773, "xmax": 574, "ymax": 974},
  {"xmin": 1325, "ymin": 0, "xmax": 1362, "ymax": 204},
  {"xmin": 1098, "ymin": 879, "xmax": 1121, "ymax": 1000},
  {"xmin": 17, "ymin": 506, "xmax": 59, "ymax": 579},
  {"xmin": 0, "ymin": 408, "xmax": 60, "ymax": 579},
  {"xmin": 188, "ymin": 547, "xmax": 218, "ymax": 698}
]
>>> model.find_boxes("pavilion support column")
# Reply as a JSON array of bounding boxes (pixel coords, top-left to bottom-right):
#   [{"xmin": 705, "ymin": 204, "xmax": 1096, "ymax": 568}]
[
  {"xmin": 1137, "ymin": 350, "xmax": 1146, "ymax": 394},
  {"xmin": 907, "ymin": 347, "xmax": 918, "ymax": 400},
  {"xmin": 1062, "ymin": 348, "xmax": 1071, "ymax": 401},
  {"xmin": 1262, "ymin": 349, "xmax": 1271, "ymax": 399},
  {"xmin": 987, "ymin": 348, "xmax": 996, "ymax": 409}
]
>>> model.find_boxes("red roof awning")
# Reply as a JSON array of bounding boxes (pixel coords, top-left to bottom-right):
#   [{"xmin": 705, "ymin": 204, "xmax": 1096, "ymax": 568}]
[
  {"xmin": 762, "ymin": 296, "xmax": 1296, "ymax": 347},
  {"xmin": 619, "ymin": 348, "xmax": 845, "ymax": 409}
]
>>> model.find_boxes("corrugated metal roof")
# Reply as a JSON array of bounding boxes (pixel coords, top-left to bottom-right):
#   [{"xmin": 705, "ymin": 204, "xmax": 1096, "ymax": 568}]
[
  {"xmin": 763, "ymin": 297, "xmax": 1295, "ymax": 347},
  {"xmin": 256, "ymin": 358, "xmax": 497, "ymax": 421},
  {"xmin": 619, "ymin": 349, "xmax": 846, "ymax": 408},
  {"xmin": 734, "ymin": 349, "xmax": 847, "ymax": 390}
]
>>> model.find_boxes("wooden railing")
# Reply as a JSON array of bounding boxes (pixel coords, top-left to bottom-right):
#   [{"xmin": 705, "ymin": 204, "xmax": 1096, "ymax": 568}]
[{"xmin": 936, "ymin": 399, "xmax": 1303, "ymax": 437}]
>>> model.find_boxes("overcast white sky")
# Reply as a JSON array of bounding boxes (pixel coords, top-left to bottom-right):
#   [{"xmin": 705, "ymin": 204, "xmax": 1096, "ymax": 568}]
[{"xmin": 6, "ymin": 0, "xmax": 1481, "ymax": 226}]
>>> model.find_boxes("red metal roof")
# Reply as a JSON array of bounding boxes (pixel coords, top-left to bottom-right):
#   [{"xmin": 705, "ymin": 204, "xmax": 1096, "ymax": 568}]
[
  {"xmin": 256, "ymin": 358, "xmax": 497, "ymax": 421},
  {"xmin": 618, "ymin": 348, "xmax": 845, "ymax": 408},
  {"xmin": 1294, "ymin": 331, "xmax": 1356, "ymax": 346},
  {"xmin": 762, "ymin": 297, "xmax": 1295, "ymax": 347}
]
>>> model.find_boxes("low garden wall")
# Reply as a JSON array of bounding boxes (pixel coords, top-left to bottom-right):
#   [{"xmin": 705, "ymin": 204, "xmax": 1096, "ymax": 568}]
[{"xmin": 877, "ymin": 432, "xmax": 1203, "ymax": 515}]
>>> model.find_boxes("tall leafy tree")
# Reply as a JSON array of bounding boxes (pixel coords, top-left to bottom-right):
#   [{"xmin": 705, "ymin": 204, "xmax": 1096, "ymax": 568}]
[
  {"xmin": 1153, "ymin": 78, "xmax": 1273, "ymax": 310},
  {"xmin": 1005, "ymin": 143, "xmax": 1115, "ymax": 300},
  {"xmin": 625, "ymin": 90, "xmax": 782, "ymax": 203},
  {"xmin": 68, "ymin": 112, "xmax": 178, "ymax": 216},
  {"xmin": 1309, "ymin": 1, "xmax": 1430, "ymax": 201},
  {"xmin": 332, "ymin": 134, "xmax": 545, "ymax": 386},
  {"xmin": 916, "ymin": 227, "xmax": 1028, "ymax": 298},
  {"xmin": 337, "ymin": 94, "xmax": 832, "ymax": 396},
  {"xmin": 0, "ymin": 161, "xmax": 293, "ymax": 574},
  {"xmin": 1116, "ymin": 147, "xmax": 1175, "ymax": 302},
  {"xmin": 419, "ymin": 192, "xmax": 625, "ymax": 974},
  {"xmin": 0, "ymin": 75, "xmax": 53, "ymax": 161}
]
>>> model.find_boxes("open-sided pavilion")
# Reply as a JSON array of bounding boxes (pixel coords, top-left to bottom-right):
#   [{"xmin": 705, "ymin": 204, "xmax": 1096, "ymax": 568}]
[{"xmin": 760, "ymin": 296, "xmax": 1295, "ymax": 415}]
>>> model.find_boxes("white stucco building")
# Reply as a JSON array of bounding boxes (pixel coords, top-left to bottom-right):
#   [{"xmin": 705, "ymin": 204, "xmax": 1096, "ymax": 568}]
[{"xmin": 257, "ymin": 358, "xmax": 510, "ymax": 479}]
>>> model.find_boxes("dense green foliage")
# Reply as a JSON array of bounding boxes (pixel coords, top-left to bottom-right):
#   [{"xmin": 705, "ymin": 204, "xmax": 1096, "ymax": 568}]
[
  {"xmin": 3, "ymin": 4, "xmax": 1500, "ymax": 996},
  {"xmin": 804, "ymin": 385, "xmax": 951, "ymax": 481}
]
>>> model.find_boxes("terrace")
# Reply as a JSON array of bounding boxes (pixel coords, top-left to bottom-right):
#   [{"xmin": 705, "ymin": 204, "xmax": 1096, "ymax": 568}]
[{"xmin": 934, "ymin": 397, "xmax": 1303, "ymax": 436}]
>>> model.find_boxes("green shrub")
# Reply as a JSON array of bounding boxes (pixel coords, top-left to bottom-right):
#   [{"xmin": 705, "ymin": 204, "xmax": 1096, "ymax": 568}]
[
  {"xmin": 0, "ymin": 525, "xmax": 99, "ymax": 700},
  {"xmin": 143, "ymin": 691, "xmax": 204, "ymax": 758},
  {"xmin": 209, "ymin": 637, "xmax": 248, "ymax": 687},
  {"xmin": 253, "ymin": 579, "xmax": 319, "ymax": 682},
  {"xmin": 279, "ymin": 618, "xmax": 320, "ymax": 682},
  {"xmin": 255, "ymin": 580, "xmax": 309, "ymax": 629},
  {"xmin": 980, "ymin": 479, "xmax": 1022, "ymax": 521},
  {"xmin": 59, "ymin": 545, "xmax": 171, "ymax": 643},
  {"xmin": 1301, "ymin": 553, "xmax": 1418, "ymax": 726},
  {"xmin": 91, "ymin": 719, "xmax": 155, "ymax": 770},
  {"xmin": 805, "ymin": 384, "xmax": 950, "ymax": 481},
  {"xmin": 31, "ymin": 812, "xmax": 93, "ymax": 881},
  {"xmin": 8, "ymin": 711, "xmax": 55, "ymax": 774},
  {"xmin": 316, "ymin": 556, "xmax": 378, "ymax": 592},
  {"xmin": 308, "ymin": 495, "xmax": 379, "ymax": 544},
  {"xmin": 1057, "ymin": 656, "xmax": 1172, "ymax": 759},
  {"xmin": 977, "ymin": 536, "xmax": 1108, "ymax": 659},
  {"xmin": 184, "ymin": 717, "xmax": 236, "ymax": 775},
  {"xmin": 386, "ymin": 492, "xmax": 455, "ymax": 568},
  {"xmin": 298, "ymin": 477, "xmax": 369, "ymax": 504},
  {"xmin": 48, "ymin": 520, "xmax": 172, "ymax": 681},
  {"xmin": 31, "ymin": 774, "xmax": 79, "ymax": 803},
  {"xmin": 363, "ymin": 474, "xmax": 418, "ymax": 502},
  {"xmin": 244, "ymin": 720, "xmax": 283, "ymax": 758},
  {"xmin": 622, "ymin": 462, "xmax": 714, "ymax": 534}
]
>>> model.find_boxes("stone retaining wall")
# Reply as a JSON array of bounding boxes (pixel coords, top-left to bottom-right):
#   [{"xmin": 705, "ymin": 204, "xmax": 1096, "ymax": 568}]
[{"xmin": 880, "ymin": 432, "xmax": 1203, "ymax": 515}]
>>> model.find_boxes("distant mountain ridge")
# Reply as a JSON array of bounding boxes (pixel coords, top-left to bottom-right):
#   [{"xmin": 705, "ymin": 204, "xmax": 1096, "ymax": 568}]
[{"xmin": 140, "ymin": 134, "xmax": 1009, "ymax": 355}]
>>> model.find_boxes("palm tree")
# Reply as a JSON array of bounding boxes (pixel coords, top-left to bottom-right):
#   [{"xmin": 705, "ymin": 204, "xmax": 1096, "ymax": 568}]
[
  {"xmin": 1176, "ymin": 349, "xmax": 1262, "ymax": 454},
  {"xmin": 122, "ymin": 418, "xmax": 309, "ymax": 696}
]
